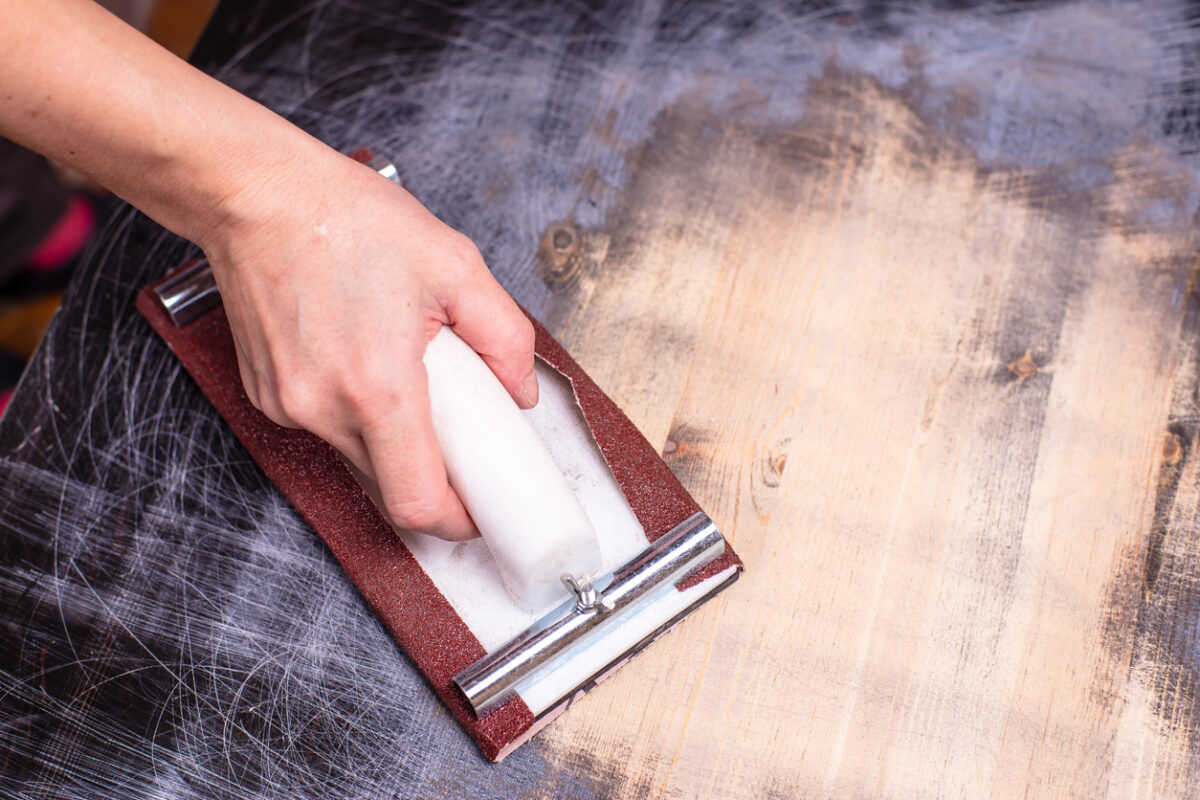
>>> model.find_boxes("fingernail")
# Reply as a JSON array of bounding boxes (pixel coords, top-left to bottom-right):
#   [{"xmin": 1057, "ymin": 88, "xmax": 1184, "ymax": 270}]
[{"xmin": 521, "ymin": 371, "xmax": 539, "ymax": 408}]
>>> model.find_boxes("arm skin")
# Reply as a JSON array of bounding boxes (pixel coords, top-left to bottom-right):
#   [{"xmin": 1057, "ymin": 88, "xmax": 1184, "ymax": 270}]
[{"xmin": 0, "ymin": 0, "xmax": 538, "ymax": 541}]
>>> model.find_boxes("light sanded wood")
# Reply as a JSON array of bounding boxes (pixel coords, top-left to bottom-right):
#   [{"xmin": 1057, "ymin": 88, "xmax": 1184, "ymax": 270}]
[{"xmin": 532, "ymin": 73, "xmax": 1197, "ymax": 798}]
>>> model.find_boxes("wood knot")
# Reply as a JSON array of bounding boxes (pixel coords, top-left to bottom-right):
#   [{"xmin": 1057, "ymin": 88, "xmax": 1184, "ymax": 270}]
[
  {"xmin": 552, "ymin": 227, "xmax": 576, "ymax": 251},
  {"xmin": 539, "ymin": 222, "xmax": 582, "ymax": 284},
  {"xmin": 1163, "ymin": 432, "xmax": 1184, "ymax": 467},
  {"xmin": 761, "ymin": 438, "xmax": 791, "ymax": 488},
  {"xmin": 763, "ymin": 451, "xmax": 788, "ymax": 488},
  {"xmin": 662, "ymin": 438, "xmax": 693, "ymax": 457},
  {"xmin": 1007, "ymin": 349, "xmax": 1040, "ymax": 386},
  {"xmin": 661, "ymin": 424, "xmax": 707, "ymax": 481}
]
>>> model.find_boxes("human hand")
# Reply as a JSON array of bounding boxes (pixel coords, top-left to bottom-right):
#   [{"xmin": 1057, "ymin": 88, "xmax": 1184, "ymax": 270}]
[
  {"xmin": 199, "ymin": 146, "xmax": 537, "ymax": 541},
  {"xmin": 0, "ymin": 0, "xmax": 537, "ymax": 540}
]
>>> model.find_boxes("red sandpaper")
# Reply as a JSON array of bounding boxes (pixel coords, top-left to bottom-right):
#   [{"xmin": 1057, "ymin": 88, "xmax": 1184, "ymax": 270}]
[{"xmin": 136, "ymin": 267, "xmax": 742, "ymax": 760}]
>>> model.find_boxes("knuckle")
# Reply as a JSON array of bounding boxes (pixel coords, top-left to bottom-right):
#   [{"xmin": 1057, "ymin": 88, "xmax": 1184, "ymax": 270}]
[
  {"xmin": 505, "ymin": 315, "xmax": 536, "ymax": 355},
  {"xmin": 244, "ymin": 379, "xmax": 291, "ymax": 427},
  {"xmin": 442, "ymin": 234, "xmax": 486, "ymax": 280},
  {"xmin": 341, "ymin": 373, "xmax": 408, "ymax": 419},
  {"xmin": 489, "ymin": 313, "xmax": 535, "ymax": 364},
  {"xmin": 449, "ymin": 233, "xmax": 483, "ymax": 266},
  {"xmin": 273, "ymin": 380, "xmax": 319, "ymax": 428},
  {"xmin": 256, "ymin": 397, "xmax": 292, "ymax": 428},
  {"xmin": 335, "ymin": 373, "xmax": 371, "ymax": 415},
  {"xmin": 241, "ymin": 379, "xmax": 263, "ymax": 411}
]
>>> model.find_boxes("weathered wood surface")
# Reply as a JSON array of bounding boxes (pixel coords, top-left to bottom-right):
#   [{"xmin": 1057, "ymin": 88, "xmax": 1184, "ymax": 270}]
[{"xmin": 5, "ymin": 1, "xmax": 1200, "ymax": 797}]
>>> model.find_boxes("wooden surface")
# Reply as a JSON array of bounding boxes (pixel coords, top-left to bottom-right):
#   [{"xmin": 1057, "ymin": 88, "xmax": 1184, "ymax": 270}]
[
  {"xmin": 5, "ymin": 1, "xmax": 1200, "ymax": 798},
  {"xmin": 544, "ymin": 74, "xmax": 1198, "ymax": 798}
]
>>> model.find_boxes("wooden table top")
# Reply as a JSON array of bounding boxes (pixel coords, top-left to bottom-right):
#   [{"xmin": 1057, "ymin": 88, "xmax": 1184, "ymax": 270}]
[{"xmin": 4, "ymin": 1, "xmax": 1200, "ymax": 797}]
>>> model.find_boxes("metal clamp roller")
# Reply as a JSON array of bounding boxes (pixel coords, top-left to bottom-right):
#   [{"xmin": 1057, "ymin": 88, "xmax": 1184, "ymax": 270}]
[
  {"xmin": 453, "ymin": 512, "xmax": 725, "ymax": 718},
  {"xmin": 153, "ymin": 153, "xmax": 404, "ymax": 327}
]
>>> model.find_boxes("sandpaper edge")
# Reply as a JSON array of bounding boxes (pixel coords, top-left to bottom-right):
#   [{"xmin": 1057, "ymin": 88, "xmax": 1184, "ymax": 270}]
[{"xmin": 525, "ymin": 317, "xmax": 744, "ymax": 587}]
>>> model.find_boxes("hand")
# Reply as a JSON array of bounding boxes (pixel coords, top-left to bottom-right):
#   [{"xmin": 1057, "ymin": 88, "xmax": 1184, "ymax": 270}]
[
  {"xmin": 0, "ymin": 0, "xmax": 535, "ymax": 540},
  {"xmin": 200, "ymin": 147, "xmax": 537, "ymax": 541}
]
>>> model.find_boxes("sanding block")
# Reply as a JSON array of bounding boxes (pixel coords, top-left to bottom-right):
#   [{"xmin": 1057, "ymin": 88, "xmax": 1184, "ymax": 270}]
[{"xmin": 135, "ymin": 158, "xmax": 743, "ymax": 761}]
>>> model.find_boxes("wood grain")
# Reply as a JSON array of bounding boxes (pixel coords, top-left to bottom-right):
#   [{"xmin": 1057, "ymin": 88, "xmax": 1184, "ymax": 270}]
[{"xmin": 529, "ymin": 70, "xmax": 1199, "ymax": 798}]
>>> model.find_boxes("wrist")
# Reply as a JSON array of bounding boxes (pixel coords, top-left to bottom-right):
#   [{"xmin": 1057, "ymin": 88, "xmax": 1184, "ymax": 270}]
[{"xmin": 166, "ymin": 110, "xmax": 326, "ymax": 254}]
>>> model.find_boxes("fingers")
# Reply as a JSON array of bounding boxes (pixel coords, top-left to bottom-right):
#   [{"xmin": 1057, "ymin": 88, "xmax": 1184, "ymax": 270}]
[
  {"xmin": 357, "ymin": 373, "xmax": 479, "ymax": 542},
  {"xmin": 339, "ymin": 448, "xmax": 477, "ymax": 543},
  {"xmin": 233, "ymin": 320, "xmax": 476, "ymax": 541},
  {"xmin": 445, "ymin": 267, "xmax": 539, "ymax": 409}
]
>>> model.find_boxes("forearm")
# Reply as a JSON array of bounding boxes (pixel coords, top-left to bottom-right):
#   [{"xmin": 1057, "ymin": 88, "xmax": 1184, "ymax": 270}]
[
  {"xmin": 0, "ymin": 0, "xmax": 540, "ymax": 542},
  {"xmin": 0, "ymin": 0, "xmax": 323, "ymax": 250}
]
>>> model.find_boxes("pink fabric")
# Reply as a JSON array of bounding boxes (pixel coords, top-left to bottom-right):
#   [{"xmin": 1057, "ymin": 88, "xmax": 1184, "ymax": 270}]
[{"xmin": 26, "ymin": 195, "xmax": 94, "ymax": 271}]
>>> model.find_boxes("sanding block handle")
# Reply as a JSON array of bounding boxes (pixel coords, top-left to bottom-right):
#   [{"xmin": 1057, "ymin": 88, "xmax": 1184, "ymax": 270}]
[{"xmin": 422, "ymin": 327, "xmax": 604, "ymax": 611}]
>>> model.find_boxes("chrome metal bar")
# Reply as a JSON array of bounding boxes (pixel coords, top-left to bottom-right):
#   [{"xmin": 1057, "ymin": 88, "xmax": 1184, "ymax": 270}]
[
  {"xmin": 366, "ymin": 153, "xmax": 402, "ymax": 186},
  {"xmin": 154, "ymin": 155, "xmax": 404, "ymax": 328},
  {"xmin": 531, "ymin": 565, "xmax": 740, "ymax": 723},
  {"xmin": 453, "ymin": 512, "xmax": 725, "ymax": 717},
  {"xmin": 154, "ymin": 258, "xmax": 220, "ymax": 327}
]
